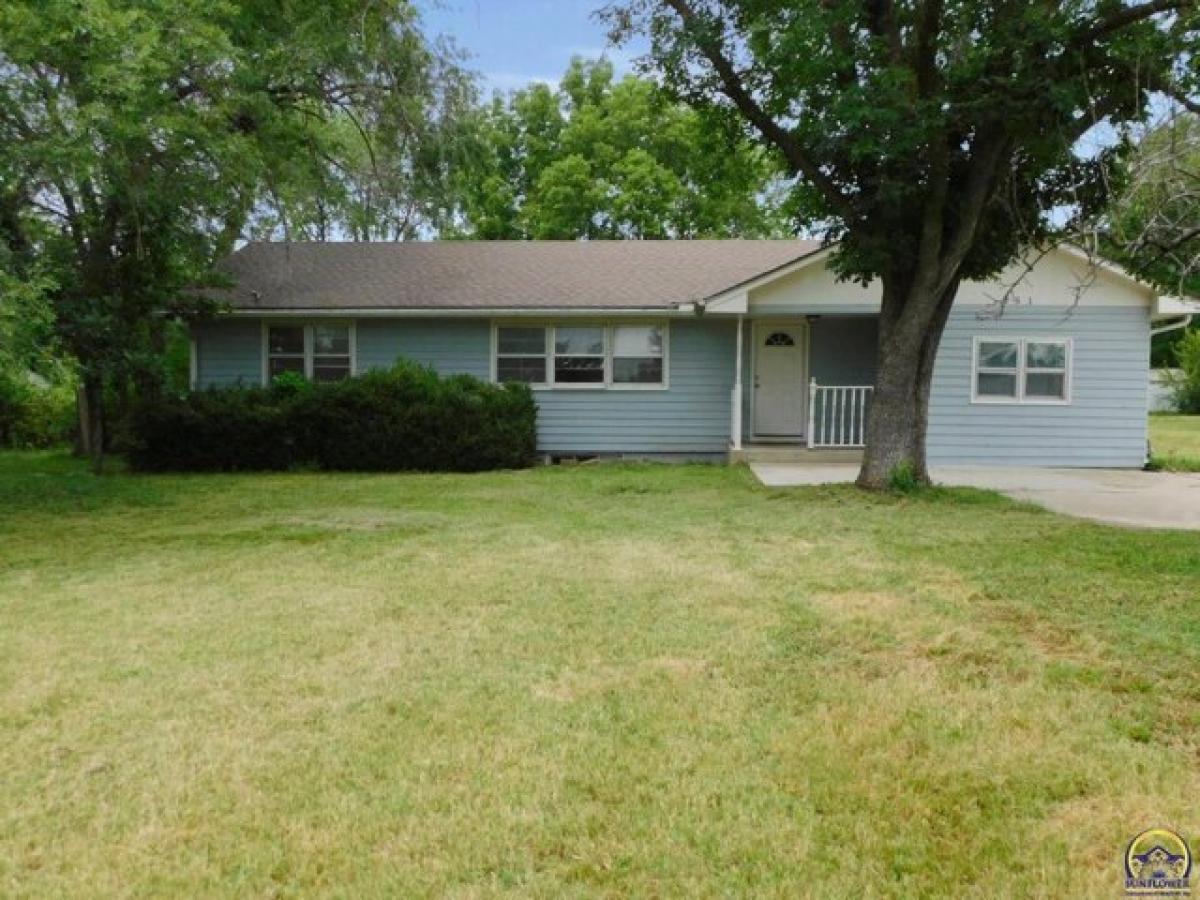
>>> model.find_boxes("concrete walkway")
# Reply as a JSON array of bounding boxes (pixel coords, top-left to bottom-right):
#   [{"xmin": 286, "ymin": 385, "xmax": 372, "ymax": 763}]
[{"xmin": 751, "ymin": 463, "xmax": 1200, "ymax": 530}]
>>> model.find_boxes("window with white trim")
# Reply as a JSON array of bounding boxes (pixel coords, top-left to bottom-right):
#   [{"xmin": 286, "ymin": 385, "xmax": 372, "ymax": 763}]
[
  {"xmin": 612, "ymin": 325, "xmax": 664, "ymax": 385},
  {"xmin": 492, "ymin": 322, "xmax": 668, "ymax": 389},
  {"xmin": 312, "ymin": 324, "xmax": 352, "ymax": 382},
  {"xmin": 265, "ymin": 323, "xmax": 354, "ymax": 384},
  {"xmin": 267, "ymin": 325, "xmax": 306, "ymax": 380},
  {"xmin": 973, "ymin": 337, "xmax": 1070, "ymax": 403},
  {"xmin": 554, "ymin": 326, "xmax": 606, "ymax": 384},
  {"xmin": 495, "ymin": 326, "xmax": 548, "ymax": 384},
  {"xmin": 1023, "ymin": 340, "xmax": 1069, "ymax": 400}
]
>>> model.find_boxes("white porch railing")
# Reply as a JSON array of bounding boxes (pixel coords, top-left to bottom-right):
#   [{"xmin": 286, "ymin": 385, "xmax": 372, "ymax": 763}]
[{"xmin": 807, "ymin": 380, "xmax": 873, "ymax": 448}]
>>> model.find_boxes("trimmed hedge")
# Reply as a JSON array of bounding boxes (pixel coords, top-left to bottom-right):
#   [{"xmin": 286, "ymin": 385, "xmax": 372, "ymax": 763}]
[{"xmin": 128, "ymin": 362, "xmax": 538, "ymax": 472}]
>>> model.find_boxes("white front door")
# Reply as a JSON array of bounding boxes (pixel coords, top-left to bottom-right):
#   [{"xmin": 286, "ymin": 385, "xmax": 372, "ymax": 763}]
[{"xmin": 753, "ymin": 323, "xmax": 806, "ymax": 436}]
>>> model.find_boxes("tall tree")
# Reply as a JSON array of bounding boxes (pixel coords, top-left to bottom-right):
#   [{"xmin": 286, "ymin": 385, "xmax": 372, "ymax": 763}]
[
  {"xmin": 0, "ymin": 0, "xmax": 467, "ymax": 470},
  {"xmin": 1103, "ymin": 113, "xmax": 1200, "ymax": 366},
  {"xmin": 606, "ymin": 0, "xmax": 1198, "ymax": 487},
  {"xmin": 247, "ymin": 38, "xmax": 478, "ymax": 242},
  {"xmin": 451, "ymin": 58, "xmax": 786, "ymax": 239}
]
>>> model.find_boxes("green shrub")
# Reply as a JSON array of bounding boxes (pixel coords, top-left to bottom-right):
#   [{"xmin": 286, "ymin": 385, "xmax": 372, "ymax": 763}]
[
  {"xmin": 1167, "ymin": 329, "xmax": 1200, "ymax": 413},
  {"xmin": 0, "ymin": 372, "xmax": 76, "ymax": 448},
  {"xmin": 128, "ymin": 362, "xmax": 537, "ymax": 473},
  {"xmin": 269, "ymin": 369, "xmax": 313, "ymax": 397},
  {"xmin": 128, "ymin": 386, "xmax": 295, "ymax": 471}
]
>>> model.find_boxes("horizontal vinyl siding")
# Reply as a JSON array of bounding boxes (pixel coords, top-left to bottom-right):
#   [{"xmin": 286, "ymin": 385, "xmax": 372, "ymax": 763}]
[
  {"xmin": 356, "ymin": 317, "xmax": 737, "ymax": 455},
  {"xmin": 927, "ymin": 306, "xmax": 1150, "ymax": 467},
  {"xmin": 357, "ymin": 320, "xmax": 490, "ymax": 379},
  {"xmin": 537, "ymin": 319, "xmax": 736, "ymax": 454},
  {"xmin": 191, "ymin": 303, "xmax": 1150, "ymax": 465},
  {"xmin": 194, "ymin": 321, "xmax": 262, "ymax": 387}
]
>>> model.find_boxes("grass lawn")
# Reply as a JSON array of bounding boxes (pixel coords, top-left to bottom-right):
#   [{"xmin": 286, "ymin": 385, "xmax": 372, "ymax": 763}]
[
  {"xmin": 1, "ymin": 453, "xmax": 1198, "ymax": 897},
  {"xmin": 1150, "ymin": 414, "xmax": 1200, "ymax": 471}
]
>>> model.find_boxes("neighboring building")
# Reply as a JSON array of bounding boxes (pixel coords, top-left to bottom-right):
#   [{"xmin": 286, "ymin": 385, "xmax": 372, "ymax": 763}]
[{"xmin": 192, "ymin": 241, "xmax": 1196, "ymax": 467}]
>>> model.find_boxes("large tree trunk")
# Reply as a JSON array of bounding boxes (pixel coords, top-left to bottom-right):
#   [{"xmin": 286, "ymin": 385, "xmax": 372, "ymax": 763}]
[
  {"xmin": 80, "ymin": 373, "xmax": 106, "ymax": 475},
  {"xmin": 857, "ymin": 277, "xmax": 960, "ymax": 489},
  {"xmin": 75, "ymin": 385, "xmax": 91, "ymax": 458}
]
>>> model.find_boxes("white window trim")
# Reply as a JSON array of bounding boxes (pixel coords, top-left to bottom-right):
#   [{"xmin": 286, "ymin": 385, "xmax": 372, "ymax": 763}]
[
  {"xmin": 610, "ymin": 323, "xmax": 670, "ymax": 392},
  {"xmin": 491, "ymin": 324, "xmax": 550, "ymax": 388},
  {"xmin": 490, "ymin": 320, "xmax": 670, "ymax": 391},
  {"xmin": 970, "ymin": 336, "xmax": 1072, "ymax": 405},
  {"xmin": 262, "ymin": 320, "xmax": 357, "ymax": 386},
  {"xmin": 491, "ymin": 323, "xmax": 550, "ymax": 389}
]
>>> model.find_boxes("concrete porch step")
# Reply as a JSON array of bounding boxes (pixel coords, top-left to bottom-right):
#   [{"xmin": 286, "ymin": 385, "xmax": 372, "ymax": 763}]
[{"xmin": 729, "ymin": 444, "xmax": 864, "ymax": 464}]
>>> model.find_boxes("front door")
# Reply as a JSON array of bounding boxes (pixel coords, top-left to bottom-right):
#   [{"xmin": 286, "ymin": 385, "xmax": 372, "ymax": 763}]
[{"xmin": 753, "ymin": 323, "xmax": 806, "ymax": 437}]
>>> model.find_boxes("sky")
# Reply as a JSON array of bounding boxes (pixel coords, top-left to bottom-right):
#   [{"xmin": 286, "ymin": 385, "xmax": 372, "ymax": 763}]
[{"xmin": 419, "ymin": 0, "xmax": 644, "ymax": 95}]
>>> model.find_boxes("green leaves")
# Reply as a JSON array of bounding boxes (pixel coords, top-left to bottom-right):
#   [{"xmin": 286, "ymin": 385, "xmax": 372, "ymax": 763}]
[
  {"xmin": 1, "ymin": 0, "xmax": 475, "ymax": 463},
  {"xmin": 607, "ymin": 0, "xmax": 1195, "ymax": 283},
  {"xmin": 1107, "ymin": 115, "xmax": 1200, "ymax": 297},
  {"xmin": 452, "ymin": 57, "xmax": 786, "ymax": 239}
]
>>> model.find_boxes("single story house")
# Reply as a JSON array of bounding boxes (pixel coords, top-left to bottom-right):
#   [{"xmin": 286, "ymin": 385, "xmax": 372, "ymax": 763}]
[{"xmin": 193, "ymin": 240, "xmax": 1196, "ymax": 467}]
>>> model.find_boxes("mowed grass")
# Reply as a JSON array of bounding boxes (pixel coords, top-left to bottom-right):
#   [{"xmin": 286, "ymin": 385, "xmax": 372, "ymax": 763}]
[
  {"xmin": 1, "ymin": 453, "xmax": 1198, "ymax": 898},
  {"xmin": 1150, "ymin": 413, "xmax": 1200, "ymax": 471}
]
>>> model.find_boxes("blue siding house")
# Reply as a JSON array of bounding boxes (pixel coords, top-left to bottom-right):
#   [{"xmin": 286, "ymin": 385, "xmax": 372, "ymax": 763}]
[{"xmin": 193, "ymin": 241, "xmax": 1195, "ymax": 467}]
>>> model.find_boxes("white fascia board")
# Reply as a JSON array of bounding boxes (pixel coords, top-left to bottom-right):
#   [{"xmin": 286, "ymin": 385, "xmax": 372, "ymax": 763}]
[
  {"xmin": 703, "ymin": 243, "xmax": 1157, "ymax": 313},
  {"xmin": 703, "ymin": 246, "xmax": 835, "ymax": 310},
  {"xmin": 1056, "ymin": 244, "xmax": 1159, "ymax": 295},
  {"xmin": 1154, "ymin": 295, "xmax": 1200, "ymax": 319},
  {"xmin": 705, "ymin": 290, "xmax": 748, "ymax": 314},
  {"xmin": 226, "ymin": 306, "xmax": 697, "ymax": 318}
]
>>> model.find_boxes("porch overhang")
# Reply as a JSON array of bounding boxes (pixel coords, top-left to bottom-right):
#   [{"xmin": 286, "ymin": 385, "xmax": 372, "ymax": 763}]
[{"xmin": 1153, "ymin": 295, "xmax": 1200, "ymax": 319}]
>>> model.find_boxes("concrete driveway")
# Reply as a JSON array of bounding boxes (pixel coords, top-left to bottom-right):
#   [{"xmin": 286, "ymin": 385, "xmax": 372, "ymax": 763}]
[{"xmin": 751, "ymin": 464, "xmax": 1200, "ymax": 530}]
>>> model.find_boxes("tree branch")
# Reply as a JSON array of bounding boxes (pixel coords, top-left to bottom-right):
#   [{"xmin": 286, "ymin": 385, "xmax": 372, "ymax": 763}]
[
  {"xmin": 1138, "ymin": 224, "xmax": 1200, "ymax": 255},
  {"xmin": 865, "ymin": 0, "xmax": 903, "ymax": 64},
  {"xmin": 661, "ymin": 0, "xmax": 851, "ymax": 214},
  {"xmin": 1074, "ymin": 0, "xmax": 1191, "ymax": 45},
  {"xmin": 934, "ymin": 127, "xmax": 1010, "ymax": 295},
  {"xmin": 1061, "ymin": 93, "xmax": 1129, "ymax": 145},
  {"xmin": 1127, "ymin": 66, "xmax": 1200, "ymax": 117},
  {"xmin": 913, "ymin": 0, "xmax": 944, "ymax": 96},
  {"xmin": 1163, "ymin": 85, "xmax": 1200, "ymax": 116},
  {"xmin": 820, "ymin": 0, "xmax": 858, "ymax": 89},
  {"xmin": 906, "ymin": 134, "xmax": 951, "ymax": 307}
]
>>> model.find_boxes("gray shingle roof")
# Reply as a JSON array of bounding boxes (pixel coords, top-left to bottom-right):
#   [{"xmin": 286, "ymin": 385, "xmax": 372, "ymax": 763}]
[{"xmin": 214, "ymin": 240, "xmax": 823, "ymax": 311}]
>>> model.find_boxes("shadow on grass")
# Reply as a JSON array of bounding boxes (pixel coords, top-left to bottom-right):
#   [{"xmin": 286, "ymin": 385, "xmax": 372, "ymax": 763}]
[{"xmin": 0, "ymin": 450, "xmax": 197, "ymax": 517}]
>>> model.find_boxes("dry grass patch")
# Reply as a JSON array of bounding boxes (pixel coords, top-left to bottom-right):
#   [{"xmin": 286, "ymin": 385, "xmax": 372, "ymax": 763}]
[{"xmin": 533, "ymin": 657, "xmax": 712, "ymax": 704}]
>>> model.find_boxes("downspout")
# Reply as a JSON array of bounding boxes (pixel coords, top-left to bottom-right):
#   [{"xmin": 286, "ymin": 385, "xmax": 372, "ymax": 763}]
[{"xmin": 1151, "ymin": 314, "xmax": 1192, "ymax": 337}]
